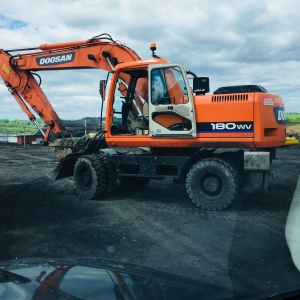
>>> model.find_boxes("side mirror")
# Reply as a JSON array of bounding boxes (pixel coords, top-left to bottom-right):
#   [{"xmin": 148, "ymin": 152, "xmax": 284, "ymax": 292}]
[
  {"xmin": 193, "ymin": 77, "xmax": 210, "ymax": 95},
  {"xmin": 99, "ymin": 80, "xmax": 106, "ymax": 101}
]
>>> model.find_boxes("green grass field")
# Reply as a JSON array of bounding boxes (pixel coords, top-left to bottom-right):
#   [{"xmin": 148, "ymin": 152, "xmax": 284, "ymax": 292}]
[
  {"xmin": 0, "ymin": 119, "xmax": 45, "ymax": 135},
  {"xmin": 286, "ymin": 113, "xmax": 300, "ymax": 123}
]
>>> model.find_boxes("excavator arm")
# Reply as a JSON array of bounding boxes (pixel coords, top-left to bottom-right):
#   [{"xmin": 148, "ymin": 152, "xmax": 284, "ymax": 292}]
[{"xmin": 0, "ymin": 33, "xmax": 142, "ymax": 143}]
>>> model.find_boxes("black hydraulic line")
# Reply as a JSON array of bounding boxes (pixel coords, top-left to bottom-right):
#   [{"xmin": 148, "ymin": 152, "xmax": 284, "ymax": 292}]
[
  {"xmin": 20, "ymin": 70, "xmax": 29, "ymax": 94},
  {"xmin": 89, "ymin": 33, "xmax": 128, "ymax": 50},
  {"xmin": 32, "ymin": 72, "xmax": 42, "ymax": 86},
  {"xmin": 90, "ymin": 33, "xmax": 115, "ymax": 42},
  {"xmin": 186, "ymin": 70, "xmax": 197, "ymax": 78},
  {"xmin": 4, "ymin": 46, "xmax": 40, "ymax": 52}
]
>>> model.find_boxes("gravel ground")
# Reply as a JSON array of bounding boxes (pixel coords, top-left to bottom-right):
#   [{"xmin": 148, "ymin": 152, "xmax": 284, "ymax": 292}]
[{"xmin": 1, "ymin": 143, "xmax": 300, "ymax": 298}]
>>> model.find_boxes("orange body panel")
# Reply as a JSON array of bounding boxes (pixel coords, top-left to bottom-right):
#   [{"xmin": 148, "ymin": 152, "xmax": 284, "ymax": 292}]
[
  {"xmin": 105, "ymin": 92, "xmax": 286, "ymax": 149},
  {"xmin": 253, "ymin": 93, "xmax": 286, "ymax": 148},
  {"xmin": 194, "ymin": 94, "xmax": 254, "ymax": 139},
  {"xmin": 194, "ymin": 96, "xmax": 253, "ymax": 122}
]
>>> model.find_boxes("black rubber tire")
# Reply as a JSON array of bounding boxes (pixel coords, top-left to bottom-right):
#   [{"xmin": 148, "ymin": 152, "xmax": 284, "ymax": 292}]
[
  {"xmin": 186, "ymin": 158, "xmax": 239, "ymax": 210},
  {"xmin": 74, "ymin": 155, "xmax": 106, "ymax": 200},
  {"xmin": 97, "ymin": 152, "xmax": 117, "ymax": 197},
  {"xmin": 119, "ymin": 176, "xmax": 151, "ymax": 188}
]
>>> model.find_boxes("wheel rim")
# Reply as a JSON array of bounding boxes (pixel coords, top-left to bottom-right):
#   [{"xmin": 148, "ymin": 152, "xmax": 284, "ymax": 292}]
[
  {"xmin": 78, "ymin": 165, "xmax": 92, "ymax": 190},
  {"xmin": 199, "ymin": 173, "xmax": 224, "ymax": 199}
]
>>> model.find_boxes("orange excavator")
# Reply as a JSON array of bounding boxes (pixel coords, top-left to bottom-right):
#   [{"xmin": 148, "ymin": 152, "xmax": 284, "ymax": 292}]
[{"xmin": 0, "ymin": 33, "xmax": 286, "ymax": 210}]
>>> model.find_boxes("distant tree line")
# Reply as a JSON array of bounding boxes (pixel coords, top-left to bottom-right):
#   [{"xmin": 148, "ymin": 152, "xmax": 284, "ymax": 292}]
[{"xmin": 0, "ymin": 118, "xmax": 45, "ymax": 127}]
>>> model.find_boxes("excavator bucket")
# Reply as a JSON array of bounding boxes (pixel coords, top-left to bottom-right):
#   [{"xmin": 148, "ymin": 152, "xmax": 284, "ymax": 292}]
[
  {"xmin": 49, "ymin": 137, "xmax": 86, "ymax": 180},
  {"xmin": 49, "ymin": 131, "xmax": 107, "ymax": 180},
  {"xmin": 50, "ymin": 131, "xmax": 106, "ymax": 157},
  {"xmin": 49, "ymin": 136, "xmax": 88, "ymax": 158},
  {"xmin": 51, "ymin": 153, "xmax": 81, "ymax": 180}
]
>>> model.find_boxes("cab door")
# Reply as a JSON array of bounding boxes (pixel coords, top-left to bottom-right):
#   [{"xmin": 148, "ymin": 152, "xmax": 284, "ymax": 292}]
[{"xmin": 148, "ymin": 64, "xmax": 196, "ymax": 137}]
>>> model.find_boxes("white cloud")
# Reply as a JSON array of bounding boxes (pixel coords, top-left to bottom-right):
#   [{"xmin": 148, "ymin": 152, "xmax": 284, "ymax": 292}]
[{"xmin": 0, "ymin": 0, "xmax": 299, "ymax": 122}]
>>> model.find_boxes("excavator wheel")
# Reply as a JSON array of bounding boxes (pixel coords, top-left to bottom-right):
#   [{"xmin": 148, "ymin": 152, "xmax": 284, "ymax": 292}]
[
  {"xmin": 186, "ymin": 158, "xmax": 240, "ymax": 211},
  {"xmin": 97, "ymin": 152, "xmax": 118, "ymax": 197},
  {"xmin": 74, "ymin": 153, "xmax": 118, "ymax": 200},
  {"xmin": 119, "ymin": 176, "xmax": 151, "ymax": 188},
  {"xmin": 74, "ymin": 155, "xmax": 106, "ymax": 200}
]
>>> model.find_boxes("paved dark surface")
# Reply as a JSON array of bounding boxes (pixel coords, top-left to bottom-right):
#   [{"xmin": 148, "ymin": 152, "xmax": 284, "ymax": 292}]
[{"xmin": 0, "ymin": 143, "xmax": 300, "ymax": 298}]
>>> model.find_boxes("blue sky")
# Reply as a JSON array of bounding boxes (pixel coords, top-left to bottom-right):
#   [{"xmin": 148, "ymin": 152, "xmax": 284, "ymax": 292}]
[
  {"xmin": 0, "ymin": 14, "xmax": 28, "ymax": 30},
  {"xmin": 0, "ymin": 0, "xmax": 299, "ymax": 120}
]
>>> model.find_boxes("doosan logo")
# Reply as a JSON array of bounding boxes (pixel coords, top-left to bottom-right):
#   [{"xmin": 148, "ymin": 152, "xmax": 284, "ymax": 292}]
[
  {"xmin": 36, "ymin": 52, "xmax": 75, "ymax": 66},
  {"xmin": 273, "ymin": 107, "xmax": 286, "ymax": 125},
  {"xmin": 277, "ymin": 110, "xmax": 286, "ymax": 121}
]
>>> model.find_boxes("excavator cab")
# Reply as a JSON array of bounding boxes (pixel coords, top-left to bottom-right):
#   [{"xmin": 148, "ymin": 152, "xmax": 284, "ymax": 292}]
[{"xmin": 105, "ymin": 63, "xmax": 198, "ymax": 139}]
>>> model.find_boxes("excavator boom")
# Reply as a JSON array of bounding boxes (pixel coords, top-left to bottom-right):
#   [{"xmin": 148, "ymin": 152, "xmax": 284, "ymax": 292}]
[{"xmin": 0, "ymin": 34, "xmax": 142, "ymax": 142}]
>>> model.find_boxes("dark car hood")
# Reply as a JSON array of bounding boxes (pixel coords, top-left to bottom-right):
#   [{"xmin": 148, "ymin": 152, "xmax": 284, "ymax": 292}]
[{"xmin": 0, "ymin": 257, "xmax": 234, "ymax": 300}]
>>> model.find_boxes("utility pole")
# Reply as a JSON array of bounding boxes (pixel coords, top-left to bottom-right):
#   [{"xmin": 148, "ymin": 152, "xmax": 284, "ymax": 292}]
[{"xmin": 23, "ymin": 126, "xmax": 26, "ymax": 147}]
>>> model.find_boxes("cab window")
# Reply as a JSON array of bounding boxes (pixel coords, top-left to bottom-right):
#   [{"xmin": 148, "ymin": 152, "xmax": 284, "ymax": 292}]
[{"xmin": 151, "ymin": 66, "xmax": 189, "ymax": 105}]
